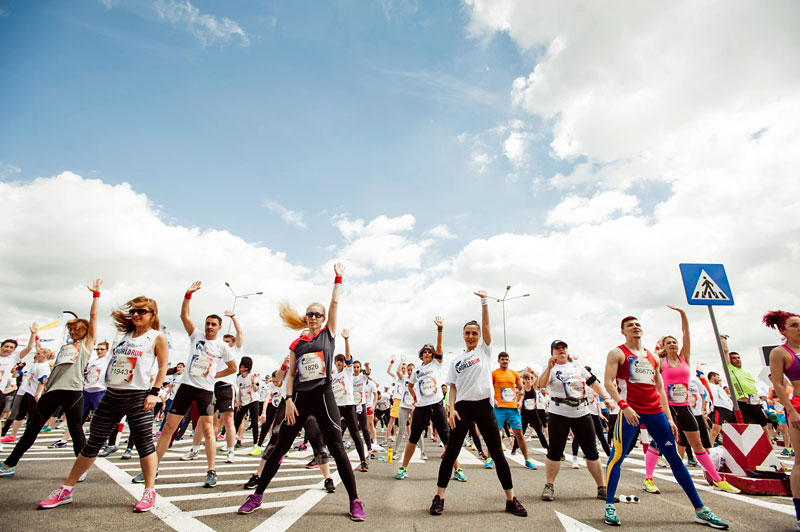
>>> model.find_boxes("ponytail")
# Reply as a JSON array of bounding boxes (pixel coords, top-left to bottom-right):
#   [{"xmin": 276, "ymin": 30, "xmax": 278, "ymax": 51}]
[
  {"xmin": 279, "ymin": 301, "xmax": 307, "ymax": 331},
  {"xmin": 763, "ymin": 310, "xmax": 800, "ymax": 332}
]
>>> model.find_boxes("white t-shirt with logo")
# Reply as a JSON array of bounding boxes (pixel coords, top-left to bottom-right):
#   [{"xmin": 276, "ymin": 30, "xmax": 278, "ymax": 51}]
[
  {"xmin": 409, "ymin": 360, "xmax": 444, "ymax": 407},
  {"xmin": 84, "ymin": 355, "xmax": 110, "ymax": 392},
  {"xmin": 364, "ymin": 379, "xmax": 377, "ymax": 408},
  {"xmin": 0, "ymin": 353, "xmax": 21, "ymax": 394},
  {"xmin": 547, "ymin": 362, "xmax": 592, "ymax": 418},
  {"xmin": 689, "ymin": 376, "xmax": 707, "ymax": 416},
  {"xmin": 709, "ymin": 382, "xmax": 733, "ymax": 410},
  {"xmin": 332, "ymin": 365, "xmax": 355, "ymax": 406},
  {"xmin": 399, "ymin": 376, "xmax": 415, "ymax": 409},
  {"xmin": 446, "ymin": 340, "xmax": 493, "ymax": 403},
  {"xmin": 181, "ymin": 330, "xmax": 234, "ymax": 392},
  {"xmin": 352, "ymin": 373, "xmax": 368, "ymax": 405},
  {"xmin": 217, "ymin": 345, "xmax": 240, "ymax": 387},
  {"xmin": 105, "ymin": 330, "xmax": 161, "ymax": 391},
  {"xmin": 237, "ymin": 373, "xmax": 257, "ymax": 406},
  {"xmin": 21, "ymin": 361, "xmax": 50, "ymax": 396}
]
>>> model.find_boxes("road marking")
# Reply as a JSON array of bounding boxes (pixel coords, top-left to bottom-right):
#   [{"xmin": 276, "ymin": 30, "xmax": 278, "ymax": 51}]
[
  {"xmin": 555, "ymin": 510, "xmax": 602, "ymax": 531},
  {"xmin": 163, "ymin": 483, "xmax": 322, "ymax": 502}
]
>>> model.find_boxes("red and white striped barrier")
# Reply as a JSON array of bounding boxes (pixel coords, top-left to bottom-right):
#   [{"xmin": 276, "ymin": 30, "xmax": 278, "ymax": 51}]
[{"xmin": 721, "ymin": 423, "xmax": 783, "ymax": 476}]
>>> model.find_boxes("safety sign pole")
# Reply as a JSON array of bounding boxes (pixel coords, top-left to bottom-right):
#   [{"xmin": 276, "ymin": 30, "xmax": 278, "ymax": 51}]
[{"xmin": 707, "ymin": 305, "xmax": 743, "ymax": 423}]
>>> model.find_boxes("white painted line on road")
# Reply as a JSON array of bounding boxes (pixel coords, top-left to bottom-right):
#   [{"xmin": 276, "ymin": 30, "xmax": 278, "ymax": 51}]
[
  {"xmin": 155, "ymin": 473, "xmax": 320, "ymax": 487},
  {"xmin": 555, "ymin": 510, "xmax": 602, "ymax": 531},
  {"xmin": 163, "ymin": 483, "xmax": 321, "ymax": 502}
]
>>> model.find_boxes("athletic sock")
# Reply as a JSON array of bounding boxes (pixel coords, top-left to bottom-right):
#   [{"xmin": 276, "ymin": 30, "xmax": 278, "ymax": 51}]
[
  {"xmin": 645, "ymin": 447, "xmax": 660, "ymax": 478},
  {"xmin": 192, "ymin": 445, "xmax": 201, "ymax": 452},
  {"xmin": 694, "ymin": 449, "xmax": 722, "ymax": 482},
  {"xmin": 62, "ymin": 484, "xmax": 75, "ymax": 491}
]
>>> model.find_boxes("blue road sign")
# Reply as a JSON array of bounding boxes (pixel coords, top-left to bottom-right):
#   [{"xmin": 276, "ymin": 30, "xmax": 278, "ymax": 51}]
[{"xmin": 679, "ymin": 263, "xmax": 734, "ymax": 306}]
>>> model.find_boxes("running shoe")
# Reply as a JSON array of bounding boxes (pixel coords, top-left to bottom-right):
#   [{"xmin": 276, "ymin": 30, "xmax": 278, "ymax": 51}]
[
  {"xmin": 305, "ymin": 458, "xmax": 319, "ymax": 469},
  {"xmin": 642, "ymin": 477, "xmax": 660, "ymax": 494},
  {"xmin": 244, "ymin": 474, "xmax": 259, "ymax": 489},
  {"xmin": 370, "ymin": 450, "xmax": 376, "ymax": 460},
  {"xmin": 541, "ymin": 483, "xmax": 555, "ymax": 501},
  {"xmin": 216, "ymin": 434, "xmax": 225, "ymax": 441},
  {"xmin": 39, "ymin": 427, "xmax": 53, "ymax": 433},
  {"xmin": 0, "ymin": 436, "xmax": 16, "ymax": 443},
  {"xmin": 298, "ymin": 443, "xmax": 308, "ymax": 451},
  {"xmin": 324, "ymin": 477, "xmax": 336, "ymax": 493},
  {"xmin": 572, "ymin": 458, "xmax": 580, "ymax": 469},
  {"xmin": 511, "ymin": 449, "xmax": 516, "ymax": 455},
  {"xmin": 712, "ymin": 479, "xmax": 741, "ymax": 494},
  {"xmin": 479, "ymin": 451, "xmax": 487, "ymax": 460},
  {"xmin": 181, "ymin": 448, "xmax": 199, "ymax": 461},
  {"xmin": 359, "ymin": 461, "xmax": 369, "ymax": 472},
  {"xmin": 78, "ymin": 471, "xmax": 88, "ymax": 483},
  {"xmin": 470, "ymin": 443, "xmax": 477, "ymax": 451},
  {"xmin": 371, "ymin": 442, "xmax": 385, "ymax": 452},
  {"xmin": 235, "ymin": 441, "xmax": 242, "ymax": 449},
  {"xmin": 134, "ymin": 488, "xmax": 156, "ymax": 512},
  {"xmin": 131, "ymin": 471, "xmax": 158, "ymax": 483},
  {"xmin": 98, "ymin": 444, "xmax": 118, "ymax": 457},
  {"xmin": 349, "ymin": 498, "xmax": 365, "ymax": 521},
  {"xmin": 48, "ymin": 440, "xmax": 68, "ymax": 449},
  {"xmin": 452, "ymin": 468, "xmax": 467, "ymax": 482},
  {"xmin": 687, "ymin": 459, "xmax": 699, "ymax": 467},
  {"xmin": 604, "ymin": 504, "xmax": 620, "ymax": 526},
  {"xmin": 484, "ymin": 457, "xmax": 494, "ymax": 469},
  {"xmin": 505, "ymin": 497, "xmax": 527, "ymax": 517},
  {"xmin": 597, "ymin": 485, "xmax": 607, "ymax": 500},
  {"xmin": 420, "ymin": 452, "xmax": 428, "ymax": 461},
  {"xmin": 782, "ymin": 448, "xmax": 792, "ymax": 456},
  {"xmin": 344, "ymin": 441, "xmax": 352, "ymax": 449},
  {"xmin": 429, "ymin": 495, "xmax": 444, "ymax": 516},
  {"xmin": 237, "ymin": 494, "xmax": 263, "ymax": 514},
  {"xmin": 695, "ymin": 506, "xmax": 729, "ymax": 529},
  {"xmin": 501, "ymin": 442, "xmax": 508, "ymax": 451},
  {"xmin": 249, "ymin": 445, "xmax": 261, "ymax": 456},
  {"xmin": 395, "ymin": 466, "xmax": 408, "ymax": 479},
  {"xmin": 38, "ymin": 486, "xmax": 73, "ymax": 509},
  {"xmin": 203, "ymin": 470, "xmax": 217, "ymax": 488},
  {"xmin": 0, "ymin": 464, "xmax": 15, "ymax": 477},
  {"xmin": 524, "ymin": 459, "xmax": 537, "ymax": 470},
  {"xmin": 657, "ymin": 456, "xmax": 668, "ymax": 468},
  {"xmin": 226, "ymin": 449, "xmax": 236, "ymax": 463},
  {"xmin": 121, "ymin": 448, "xmax": 133, "ymax": 460}
]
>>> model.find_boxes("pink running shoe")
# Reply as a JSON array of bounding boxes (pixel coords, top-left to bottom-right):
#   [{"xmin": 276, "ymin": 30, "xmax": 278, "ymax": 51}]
[
  {"xmin": 1, "ymin": 435, "xmax": 16, "ymax": 443},
  {"xmin": 134, "ymin": 488, "xmax": 156, "ymax": 512},
  {"xmin": 349, "ymin": 498, "xmax": 365, "ymax": 521},
  {"xmin": 38, "ymin": 486, "xmax": 73, "ymax": 509}
]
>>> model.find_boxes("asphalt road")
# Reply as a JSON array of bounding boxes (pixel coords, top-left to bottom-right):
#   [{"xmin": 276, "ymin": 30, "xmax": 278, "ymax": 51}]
[{"xmin": 1, "ymin": 424, "xmax": 797, "ymax": 531}]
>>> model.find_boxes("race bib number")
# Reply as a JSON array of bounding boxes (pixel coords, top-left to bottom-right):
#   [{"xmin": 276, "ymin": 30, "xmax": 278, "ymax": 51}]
[
  {"xmin": 668, "ymin": 384, "xmax": 688, "ymax": 403},
  {"xmin": 419, "ymin": 378, "xmax": 437, "ymax": 397},
  {"xmin": 689, "ymin": 393, "xmax": 698, "ymax": 409},
  {"xmin": 107, "ymin": 356, "xmax": 136, "ymax": 386},
  {"xmin": 501, "ymin": 387, "xmax": 516, "ymax": 403},
  {"xmin": 523, "ymin": 398, "xmax": 536, "ymax": 410},
  {"xmin": 748, "ymin": 393, "xmax": 760, "ymax": 405},
  {"xmin": 402, "ymin": 391, "xmax": 414, "ymax": 407},
  {"xmin": 86, "ymin": 369, "xmax": 102, "ymax": 385},
  {"xmin": 567, "ymin": 378, "xmax": 586, "ymax": 398},
  {"xmin": 297, "ymin": 352, "xmax": 326, "ymax": 382},
  {"xmin": 190, "ymin": 354, "xmax": 212, "ymax": 378},
  {"xmin": 628, "ymin": 356, "xmax": 656, "ymax": 385},
  {"xmin": 55, "ymin": 344, "xmax": 79, "ymax": 366},
  {"xmin": 332, "ymin": 380, "xmax": 346, "ymax": 400}
]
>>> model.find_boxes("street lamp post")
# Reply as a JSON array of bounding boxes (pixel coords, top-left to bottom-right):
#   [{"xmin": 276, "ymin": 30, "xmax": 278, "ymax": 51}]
[
  {"xmin": 224, "ymin": 282, "xmax": 263, "ymax": 333},
  {"xmin": 486, "ymin": 285, "xmax": 530, "ymax": 352}
]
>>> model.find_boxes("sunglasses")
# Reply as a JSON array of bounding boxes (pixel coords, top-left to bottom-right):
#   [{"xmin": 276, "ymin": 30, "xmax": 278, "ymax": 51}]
[
  {"xmin": 306, "ymin": 312, "xmax": 324, "ymax": 319},
  {"xmin": 130, "ymin": 308, "xmax": 153, "ymax": 316}
]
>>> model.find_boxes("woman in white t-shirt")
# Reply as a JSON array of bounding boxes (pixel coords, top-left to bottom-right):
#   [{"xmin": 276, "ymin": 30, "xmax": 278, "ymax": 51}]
[
  {"xmin": 431, "ymin": 291, "xmax": 526, "ymax": 517},
  {"xmin": 331, "ymin": 330, "xmax": 367, "ymax": 470},
  {"xmin": 40, "ymin": 295, "xmax": 169, "ymax": 513},
  {"xmin": 537, "ymin": 340, "xmax": 607, "ymax": 502},
  {"xmin": 233, "ymin": 356, "xmax": 260, "ymax": 450}
]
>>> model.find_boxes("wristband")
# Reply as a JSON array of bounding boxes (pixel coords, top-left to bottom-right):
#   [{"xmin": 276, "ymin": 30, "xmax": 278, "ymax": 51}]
[
  {"xmin": 147, "ymin": 387, "xmax": 160, "ymax": 397},
  {"xmin": 184, "ymin": 292, "xmax": 192, "ymax": 300},
  {"xmin": 437, "ymin": 326, "xmax": 443, "ymax": 332},
  {"xmin": 334, "ymin": 276, "xmax": 343, "ymax": 284},
  {"xmin": 481, "ymin": 297, "xmax": 489, "ymax": 306},
  {"xmin": 35, "ymin": 336, "xmax": 40, "ymax": 341},
  {"xmin": 280, "ymin": 363, "xmax": 288, "ymax": 371},
  {"xmin": 93, "ymin": 291, "xmax": 101, "ymax": 298},
  {"xmin": 618, "ymin": 400, "xmax": 629, "ymax": 410}
]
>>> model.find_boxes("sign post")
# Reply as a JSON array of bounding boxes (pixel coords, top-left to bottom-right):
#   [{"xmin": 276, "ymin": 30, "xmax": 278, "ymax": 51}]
[{"xmin": 678, "ymin": 263, "xmax": 742, "ymax": 422}]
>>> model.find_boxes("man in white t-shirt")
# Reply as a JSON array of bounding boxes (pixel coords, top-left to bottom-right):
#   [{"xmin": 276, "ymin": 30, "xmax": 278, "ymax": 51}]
[
  {"xmin": 154, "ymin": 282, "xmax": 237, "ymax": 488},
  {"xmin": 0, "ymin": 327, "xmax": 37, "ymax": 447}
]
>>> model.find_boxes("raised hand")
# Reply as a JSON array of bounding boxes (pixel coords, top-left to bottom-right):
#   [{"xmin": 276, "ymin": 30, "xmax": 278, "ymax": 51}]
[
  {"xmin": 433, "ymin": 316, "xmax": 443, "ymax": 328},
  {"xmin": 341, "ymin": 329, "xmax": 350, "ymax": 340},
  {"xmin": 30, "ymin": 322, "xmax": 38, "ymax": 335},
  {"xmin": 87, "ymin": 279, "xmax": 103, "ymax": 293},
  {"xmin": 667, "ymin": 305, "xmax": 685, "ymax": 313},
  {"xmin": 474, "ymin": 290, "xmax": 488, "ymax": 299},
  {"xmin": 224, "ymin": 310, "xmax": 235, "ymax": 318},
  {"xmin": 334, "ymin": 262, "xmax": 346, "ymax": 277},
  {"xmin": 186, "ymin": 281, "xmax": 202, "ymax": 294}
]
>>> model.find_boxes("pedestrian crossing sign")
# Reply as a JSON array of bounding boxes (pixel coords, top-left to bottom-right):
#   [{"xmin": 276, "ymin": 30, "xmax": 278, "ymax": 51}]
[{"xmin": 679, "ymin": 263, "xmax": 734, "ymax": 306}]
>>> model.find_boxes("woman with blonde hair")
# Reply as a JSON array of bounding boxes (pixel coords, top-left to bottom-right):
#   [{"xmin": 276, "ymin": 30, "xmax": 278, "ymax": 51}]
[
  {"xmin": 38, "ymin": 293, "xmax": 169, "ymax": 513},
  {"xmin": 237, "ymin": 263, "xmax": 365, "ymax": 521}
]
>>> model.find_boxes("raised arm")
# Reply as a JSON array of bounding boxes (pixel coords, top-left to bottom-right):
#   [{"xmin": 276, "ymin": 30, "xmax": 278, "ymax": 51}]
[
  {"xmin": 84, "ymin": 279, "xmax": 103, "ymax": 347},
  {"xmin": 181, "ymin": 281, "xmax": 201, "ymax": 335},
  {"xmin": 395, "ymin": 356, "xmax": 405, "ymax": 380},
  {"xmin": 327, "ymin": 263, "xmax": 345, "ymax": 335},
  {"xmin": 475, "ymin": 290, "xmax": 491, "ymax": 345},
  {"xmin": 225, "ymin": 310, "xmax": 243, "ymax": 348},
  {"xmin": 537, "ymin": 354, "xmax": 557, "ymax": 389},
  {"xmin": 342, "ymin": 329, "xmax": 352, "ymax": 362},
  {"xmin": 18, "ymin": 322, "xmax": 38, "ymax": 360},
  {"xmin": 668, "ymin": 305, "xmax": 691, "ymax": 363},
  {"xmin": 721, "ymin": 334, "xmax": 731, "ymax": 364},
  {"xmin": 434, "ymin": 316, "xmax": 444, "ymax": 361},
  {"xmin": 386, "ymin": 357, "xmax": 396, "ymax": 377}
]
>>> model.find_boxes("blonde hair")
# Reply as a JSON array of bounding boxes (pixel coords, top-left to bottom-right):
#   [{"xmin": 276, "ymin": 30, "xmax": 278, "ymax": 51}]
[
  {"xmin": 279, "ymin": 301, "xmax": 325, "ymax": 331},
  {"xmin": 659, "ymin": 335, "xmax": 678, "ymax": 358},
  {"xmin": 66, "ymin": 318, "xmax": 89, "ymax": 338},
  {"xmin": 111, "ymin": 296, "xmax": 160, "ymax": 333}
]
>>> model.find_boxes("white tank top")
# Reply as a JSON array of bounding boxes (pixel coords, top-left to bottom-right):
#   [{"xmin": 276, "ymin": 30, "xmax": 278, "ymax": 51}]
[{"xmin": 105, "ymin": 329, "xmax": 161, "ymax": 391}]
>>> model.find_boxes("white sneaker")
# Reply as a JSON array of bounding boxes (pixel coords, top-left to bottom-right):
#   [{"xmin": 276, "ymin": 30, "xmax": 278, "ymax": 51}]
[
  {"xmin": 181, "ymin": 448, "xmax": 200, "ymax": 461},
  {"xmin": 420, "ymin": 452, "xmax": 428, "ymax": 461},
  {"xmin": 571, "ymin": 458, "xmax": 580, "ymax": 469},
  {"xmin": 344, "ymin": 441, "xmax": 352, "ymax": 449},
  {"xmin": 371, "ymin": 442, "xmax": 385, "ymax": 452},
  {"xmin": 226, "ymin": 449, "xmax": 235, "ymax": 463}
]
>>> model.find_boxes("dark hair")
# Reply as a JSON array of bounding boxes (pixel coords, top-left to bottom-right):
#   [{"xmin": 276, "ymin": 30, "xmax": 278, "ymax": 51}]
[
  {"xmin": 763, "ymin": 310, "xmax": 800, "ymax": 332},
  {"xmin": 2, "ymin": 339, "xmax": 18, "ymax": 348},
  {"xmin": 463, "ymin": 320, "xmax": 480, "ymax": 331},
  {"xmin": 239, "ymin": 356, "xmax": 253, "ymax": 371},
  {"xmin": 707, "ymin": 371, "xmax": 719, "ymax": 379},
  {"xmin": 271, "ymin": 370, "xmax": 277, "ymax": 378},
  {"xmin": 206, "ymin": 314, "xmax": 223, "ymax": 326},
  {"xmin": 729, "ymin": 351, "xmax": 740, "ymax": 358},
  {"xmin": 497, "ymin": 351, "xmax": 510, "ymax": 360},
  {"xmin": 620, "ymin": 316, "xmax": 638, "ymax": 329},
  {"xmin": 334, "ymin": 354, "xmax": 346, "ymax": 364},
  {"xmin": 353, "ymin": 360, "xmax": 361, "ymax": 366},
  {"xmin": 166, "ymin": 366, "xmax": 178, "ymax": 376},
  {"xmin": 223, "ymin": 334, "xmax": 235, "ymax": 341},
  {"xmin": 176, "ymin": 362, "xmax": 185, "ymax": 368}
]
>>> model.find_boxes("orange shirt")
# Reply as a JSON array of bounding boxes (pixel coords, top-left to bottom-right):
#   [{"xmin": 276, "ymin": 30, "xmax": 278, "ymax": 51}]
[{"xmin": 492, "ymin": 368, "xmax": 521, "ymax": 408}]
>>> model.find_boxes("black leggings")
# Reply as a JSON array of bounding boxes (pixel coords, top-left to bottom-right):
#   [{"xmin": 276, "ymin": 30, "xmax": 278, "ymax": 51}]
[
  {"xmin": 355, "ymin": 405, "xmax": 372, "ymax": 451},
  {"xmin": 438, "ymin": 399, "xmax": 512, "ymax": 489},
  {"xmin": 547, "ymin": 412, "xmax": 599, "ymax": 462},
  {"xmin": 409, "ymin": 402, "xmax": 450, "ymax": 446},
  {"xmin": 258, "ymin": 403, "xmax": 278, "ymax": 446},
  {"xmin": 572, "ymin": 414, "xmax": 611, "ymax": 457},
  {"xmin": 513, "ymin": 408, "xmax": 549, "ymax": 451},
  {"xmin": 4, "ymin": 390, "xmax": 85, "ymax": 467},
  {"xmin": 81, "ymin": 388, "xmax": 155, "ymax": 459},
  {"xmin": 339, "ymin": 404, "xmax": 366, "ymax": 463},
  {"xmin": 234, "ymin": 402, "xmax": 260, "ymax": 445},
  {"xmin": 255, "ymin": 384, "xmax": 358, "ymax": 500}
]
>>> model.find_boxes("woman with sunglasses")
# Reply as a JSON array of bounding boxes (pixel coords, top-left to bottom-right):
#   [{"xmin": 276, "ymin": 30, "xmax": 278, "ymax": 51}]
[
  {"xmin": 38, "ymin": 295, "xmax": 169, "ymax": 512},
  {"xmin": 237, "ymin": 263, "xmax": 365, "ymax": 521},
  {"xmin": 0, "ymin": 280, "xmax": 102, "ymax": 478}
]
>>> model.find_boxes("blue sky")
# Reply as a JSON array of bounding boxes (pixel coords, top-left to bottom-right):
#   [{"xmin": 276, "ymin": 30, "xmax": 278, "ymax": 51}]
[{"xmin": 0, "ymin": 0, "xmax": 576, "ymax": 270}]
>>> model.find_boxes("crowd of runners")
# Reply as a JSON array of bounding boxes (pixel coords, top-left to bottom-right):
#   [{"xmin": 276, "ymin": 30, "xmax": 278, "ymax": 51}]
[{"xmin": 1, "ymin": 267, "xmax": 799, "ymax": 530}]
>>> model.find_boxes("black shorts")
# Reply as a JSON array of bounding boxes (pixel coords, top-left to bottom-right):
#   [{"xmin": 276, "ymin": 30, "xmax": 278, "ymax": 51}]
[
  {"xmin": 169, "ymin": 384, "xmax": 215, "ymax": 417},
  {"xmin": 738, "ymin": 402, "xmax": 768, "ymax": 426},
  {"xmin": 214, "ymin": 382, "xmax": 234, "ymax": 413},
  {"xmin": 669, "ymin": 404, "xmax": 699, "ymax": 432},
  {"xmin": 713, "ymin": 407, "xmax": 735, "ymax": 425}
]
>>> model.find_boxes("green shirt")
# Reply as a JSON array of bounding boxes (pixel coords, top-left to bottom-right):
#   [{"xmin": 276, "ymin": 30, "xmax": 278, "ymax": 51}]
[{"xmin": 728, "ymin": 364, "xmax": 758, "ymax": 401}]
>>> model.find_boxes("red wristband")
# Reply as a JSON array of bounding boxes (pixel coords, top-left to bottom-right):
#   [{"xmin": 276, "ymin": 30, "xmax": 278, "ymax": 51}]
[
  {"xmin": 184, "ymin": 292, "xmax": 192, "ymax": 300},
  {"xmin": 93, "ymin": 291, "xmax": 100, "ymax": 298},
  {"xmin": 35, "ymin": 336, "xmax": 40, "ymax": 341},
  {"xmin": 280, "ymin": 363, "xmax": 288, "ymax": 371},
  {"xmin": 618, "ymin": 400, "xmax": 629, "ymax": 410},
  {"xmin": 334, "ymin": 276, "xmax": 343, "ymax": 284}
]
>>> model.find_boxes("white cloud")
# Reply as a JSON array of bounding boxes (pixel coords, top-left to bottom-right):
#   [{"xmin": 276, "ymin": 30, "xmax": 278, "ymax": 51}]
[
  {"xmin": 423, "ymin": 225, "xmax": 456, "ymax": 239},
  {"xmin": 0, "ymin": 161, "xmax": 21, "ymax": 180},
  {"xmin": 379, "ymin": 0, "xmax": 419, "ymax": 21},
  {"xmin": 262, "ymin": 199, "xmax": 307, "ymax": 229},
  {"xmin": 546, "ymin": 190, "xmax": 640, "ymax": 227},
  {"xmin": 502, "ymin": 130, "xmax": 532, "ymax": 168},
  {"xmin": 153, "ymin": 0, "xmax": 250, "ymax": 47}
]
